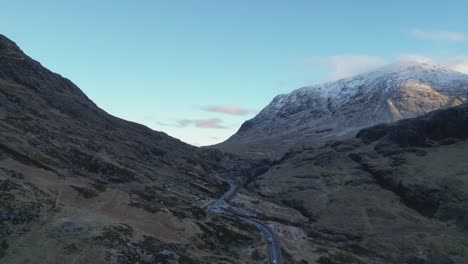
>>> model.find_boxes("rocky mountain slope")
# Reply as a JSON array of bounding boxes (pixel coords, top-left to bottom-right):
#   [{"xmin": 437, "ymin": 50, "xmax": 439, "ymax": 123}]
[
  {"xmin": 0, "ymin": 34, "xmax": 268, "ymax": 263},
  {"xmin": 240, "ymin": 102, "xmax": 468, "ymax": 263},
  {"xmin": 215, "ymin": 61, "xmax": 468, "ymax": 159},
  {"xmin": 3, "ymin": 32, "xmax": 468, "ymax": 264}
]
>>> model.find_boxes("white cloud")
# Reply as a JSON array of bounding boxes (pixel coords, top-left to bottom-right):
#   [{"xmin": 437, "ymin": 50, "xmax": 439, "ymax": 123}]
[
  {"xmin": 397, "ymin": 54, "xmax": 468, "ymax": 74},
  {"xmin": 408, "ymin": 28, "xmax": 467, "ymax": 41},
  {"xmin": 309, "ymin": 54, "xmax": 468, "ymax": 83},
  {"xmin": 398, "ymin": 55, "xmax": 436, "ymax": 64},
  {"xmin": 444, "ymin": 57, "xmax": 468, "ymax": 74},
  {"xmin": 316, "ymin": 55, "xmax": 386, "ymax": 81}
]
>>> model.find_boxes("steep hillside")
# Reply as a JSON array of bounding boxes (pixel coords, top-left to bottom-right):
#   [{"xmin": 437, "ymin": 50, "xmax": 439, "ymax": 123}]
[
  {"xmin": 0, "ymin": 34, "xmax": 268, "ymax": 263},
  {"xmin": 216, "ymin": 61, "xmax": 468, "ymax": 159},
  {"xmin": 240, "ymin": 102, "xmax": 468, "ymax": 263}
]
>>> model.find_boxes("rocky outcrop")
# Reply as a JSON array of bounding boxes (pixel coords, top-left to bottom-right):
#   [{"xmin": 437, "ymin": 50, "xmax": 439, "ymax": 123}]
[{"xmin": 357, "ymin": 103, "xmax": 468, "ymax": 147}]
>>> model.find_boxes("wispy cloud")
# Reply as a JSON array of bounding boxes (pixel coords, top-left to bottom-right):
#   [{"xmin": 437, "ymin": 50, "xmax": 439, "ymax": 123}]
[
  {"xmin": 408, "ymin": 28, "xmax": 467, "ymax": 41},
  {"xmin": 158, "ymin": 118, "xmax": 227, "ymax": 129},
  {"xmin": 444, "ymin": 57, "xmax": 468, "ymax": 74},
  {"xmin": 198, "ymin": 105, "xmax": 253, "ymax": 115},
  {"xmin": 398, "ymin": 54, "xmax": 468, "ymax": 74},
  {"xmin": 310, "ymin": 55, "xmax": 386, "ymax": 81},
  {"xmin": 398, "ymin": 55, "xmax": 436, "ymax": 64},
  {"xmin": 307, "ymin": 53, "xmax": 468, "ymax": 83}
]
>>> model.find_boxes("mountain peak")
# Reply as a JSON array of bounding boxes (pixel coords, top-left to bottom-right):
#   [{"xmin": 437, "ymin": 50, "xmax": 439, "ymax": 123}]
[
  {"xmin": 216, "ymin": 58, "xmax": 468, "ymax": 158},
  {"xmin": 386, "ymin": 57, "xmax": 443, "ymax": 68},
  {"xmin": 374, "ymin": 59, "xmax": 456, "ymax": 77}
]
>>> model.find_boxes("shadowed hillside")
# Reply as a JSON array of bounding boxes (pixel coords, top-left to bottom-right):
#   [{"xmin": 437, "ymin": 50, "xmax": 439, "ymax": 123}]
[
  {"xmin": 0, "ymin": 34, "xmax": 267, "ymax": 263},
  {"xmin": 241, "ymin": 103, "xmax": 468, "ymax": 263}
]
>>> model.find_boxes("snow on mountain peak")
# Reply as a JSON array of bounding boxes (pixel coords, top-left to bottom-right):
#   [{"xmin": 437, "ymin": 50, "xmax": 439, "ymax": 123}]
[
  {"xmin": 374, "ymin": 59, "xmax": 456, "ymax": 77},
  {"xmin": 218, "ymin": 59, "xmax": 468, "ymax": 157},
  {"xmin": 284, "ymin": 60, "xmax": 468, "ymax": 104}
]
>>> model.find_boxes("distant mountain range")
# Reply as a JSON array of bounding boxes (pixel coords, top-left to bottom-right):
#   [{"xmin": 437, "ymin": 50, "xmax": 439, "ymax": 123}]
[{"xmin": 215, "ymin": 61, "xmax": 468, "ymax": 158}]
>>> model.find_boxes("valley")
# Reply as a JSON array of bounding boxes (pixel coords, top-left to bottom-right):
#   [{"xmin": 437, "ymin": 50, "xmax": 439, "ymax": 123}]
[
  {"xmin": 0, "ymin": 33, "xmax": 269, "ymax": 263},
  {"xmin": 0, "ymin": 31, "xmax": 467, "ymax": 264},
  {"xmin": 209, "ymin": 174, "xmax": 283, "ymax": 264}
]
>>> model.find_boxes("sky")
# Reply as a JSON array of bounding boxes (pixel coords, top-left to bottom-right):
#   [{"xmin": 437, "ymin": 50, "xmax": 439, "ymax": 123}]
[{"xmin": 1, "ymin": 0, "xmax": 467, "ymax": 146}]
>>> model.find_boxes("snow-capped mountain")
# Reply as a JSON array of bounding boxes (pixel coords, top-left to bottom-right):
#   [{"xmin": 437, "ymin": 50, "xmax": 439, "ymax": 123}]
[{"xmin": 216, "ymin": 60, "xmax": 468, "ymax": 158}]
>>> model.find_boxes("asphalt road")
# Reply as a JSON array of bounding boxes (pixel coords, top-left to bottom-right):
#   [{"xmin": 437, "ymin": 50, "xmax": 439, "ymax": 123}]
[
  {"xmin": 210, "ymin": 174, "xmax": 283, "ymax": 264},
  {"xmin": 211, "ymin": 174, "xmax": 236, "ymax": 210}
]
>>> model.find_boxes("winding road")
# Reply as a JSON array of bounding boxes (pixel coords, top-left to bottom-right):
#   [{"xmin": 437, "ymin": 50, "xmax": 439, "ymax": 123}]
[{"xmin": 209, "ymin": 174, "xmax": 283, "ymax": 264}]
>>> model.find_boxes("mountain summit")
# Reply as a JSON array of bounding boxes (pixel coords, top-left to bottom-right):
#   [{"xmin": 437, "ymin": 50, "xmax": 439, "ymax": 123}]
[{"xmin": 216, "ymin": 60, "xmax": 468, "ymax": 158}]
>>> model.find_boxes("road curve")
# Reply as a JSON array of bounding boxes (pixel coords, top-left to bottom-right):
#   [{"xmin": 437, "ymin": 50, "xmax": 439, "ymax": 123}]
[{"xmin": 210, "ymin": 174, "xmax": 283, "ymax": 264}]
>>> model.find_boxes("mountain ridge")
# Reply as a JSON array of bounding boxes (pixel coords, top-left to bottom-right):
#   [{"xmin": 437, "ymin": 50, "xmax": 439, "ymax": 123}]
[
  {"xmin": 247, "ymin": 101, "xmax": 468, "ymax": 263},
  {"xmin": 0, "ymin": 33, "xmax": 270, "ymax": 263},
  {"xmin": 215, "ymin": 60, "xmax": 468, "ymax": 159}
]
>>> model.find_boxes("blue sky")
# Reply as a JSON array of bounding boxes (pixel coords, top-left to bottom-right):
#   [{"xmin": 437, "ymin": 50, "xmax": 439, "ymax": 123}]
[{"xmin": 1, "ymin": 0, "xmax": 467, "ymax": 145}]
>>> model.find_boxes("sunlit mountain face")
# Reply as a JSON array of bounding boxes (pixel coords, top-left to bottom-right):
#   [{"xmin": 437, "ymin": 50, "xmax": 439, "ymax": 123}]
[{"xmin": 215, "ymin": 60, "xmax": 468, "ymax": 159}]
